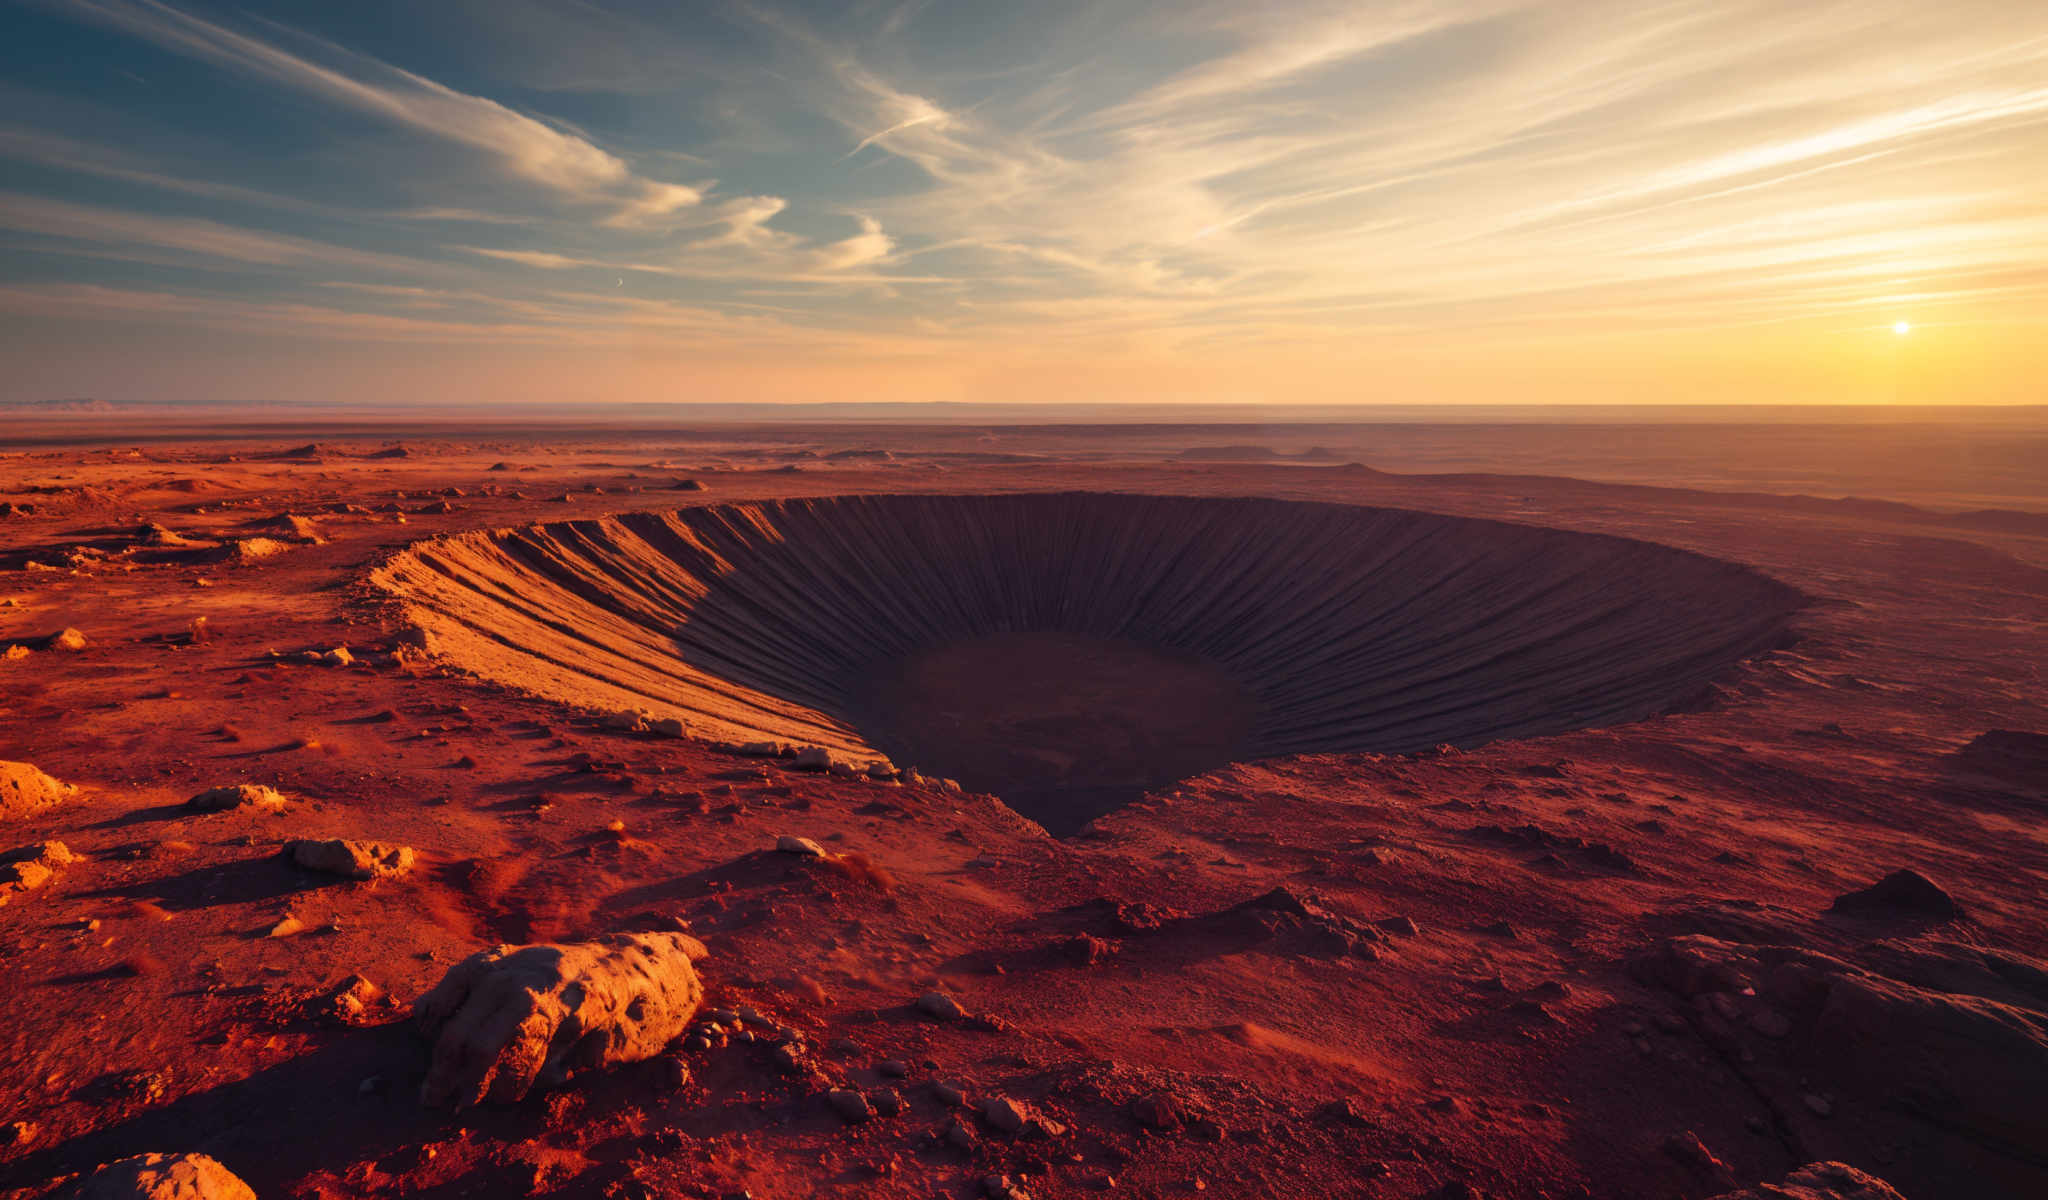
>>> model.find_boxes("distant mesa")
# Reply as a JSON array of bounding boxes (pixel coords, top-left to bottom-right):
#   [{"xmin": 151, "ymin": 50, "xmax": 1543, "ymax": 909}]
[
  {"xmin": 368, "ymin": 445, "xmax": 414, "ymax": 460},
  {"xmin": 0, "ymin": 396, "xmax": 116, "ymax": 415},
  {"xmin": 1177, "ymin": 444, "xmax": 1346, "ymax": 462},
  {"xmin": 374, "ymin": 493, "xmax": 1805, "ymax": 835}
]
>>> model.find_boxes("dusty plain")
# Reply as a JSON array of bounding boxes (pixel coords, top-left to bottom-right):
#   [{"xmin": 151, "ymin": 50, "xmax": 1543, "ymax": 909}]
[{"xmin": 1, "ymin": 418, "xmax": 2044, "ymax": 1200}]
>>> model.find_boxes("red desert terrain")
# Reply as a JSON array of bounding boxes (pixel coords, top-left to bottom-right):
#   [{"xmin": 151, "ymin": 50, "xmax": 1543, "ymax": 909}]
[{"xmin": 1, "ymin": 423, "xmax": 2044, "ymax": 1200}]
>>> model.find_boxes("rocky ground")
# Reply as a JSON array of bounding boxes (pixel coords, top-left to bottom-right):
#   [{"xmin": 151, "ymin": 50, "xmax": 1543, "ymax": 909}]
[{"xmin": 0, "ymin": 428, "xmax": 2043, "ymax": 1199}]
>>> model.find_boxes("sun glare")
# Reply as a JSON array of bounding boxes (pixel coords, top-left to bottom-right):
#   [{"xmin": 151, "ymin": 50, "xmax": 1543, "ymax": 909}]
[{"xmin": 1893, "ymin": 320, "xmax": 1912, "ymax": 335}]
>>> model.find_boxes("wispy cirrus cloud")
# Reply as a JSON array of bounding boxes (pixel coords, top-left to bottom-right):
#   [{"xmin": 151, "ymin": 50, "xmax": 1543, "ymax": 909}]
[
  {"xmin": 59, "ymin": 0, "xmax": 703, "ymax": 224},
  {"xmin": 457, "ymin": 246, "xmax": 595, "ymax": 271},
  {"xmin": 0, "ymin": 191, "xmax": 428, "ymax": 273},
  {"xmin": 6, "ymin": 0, "xmax": 2048, "ymax": 405}
]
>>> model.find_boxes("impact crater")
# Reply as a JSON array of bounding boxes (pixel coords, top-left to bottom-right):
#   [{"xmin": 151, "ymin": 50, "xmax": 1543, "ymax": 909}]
[{"xmin": 371, "ymin": 493, "xmax": 1804, "ymax": 833}]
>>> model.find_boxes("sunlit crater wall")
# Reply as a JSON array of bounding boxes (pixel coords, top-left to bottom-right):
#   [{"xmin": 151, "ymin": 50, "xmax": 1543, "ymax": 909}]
[{"xmin": 371, "ymin": 494, "xmax": 1806, "ymax": 828}]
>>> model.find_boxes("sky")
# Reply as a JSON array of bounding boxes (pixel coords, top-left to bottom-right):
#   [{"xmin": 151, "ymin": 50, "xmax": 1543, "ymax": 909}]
[{"xmin": 2, "ymin": 0, "xmax": 2046, "ymax": 408}]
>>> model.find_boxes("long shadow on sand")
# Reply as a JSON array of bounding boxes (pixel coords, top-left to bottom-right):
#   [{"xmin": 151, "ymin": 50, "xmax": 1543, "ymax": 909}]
[
  {"xmin": 79, "ymin": 853, "xmax": 323, "ymax": 913},
  {"xmin": 0, "ymin": 1027, "xmax": 424, "ymax": 1196}
]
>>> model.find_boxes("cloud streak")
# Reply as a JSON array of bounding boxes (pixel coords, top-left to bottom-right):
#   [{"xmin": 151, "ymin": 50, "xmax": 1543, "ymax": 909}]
[
  {"xmin": 60, "ymin": 0, "xmax": 700, "ymax": 222},
  {"xmin": 7, "ymin": 0, "xmax": 2048, "ymax": 404}
]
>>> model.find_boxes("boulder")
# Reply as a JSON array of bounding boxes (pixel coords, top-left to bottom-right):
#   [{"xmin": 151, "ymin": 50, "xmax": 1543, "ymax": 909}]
[
  {"xmin": 0, "ymin": 840, "xmax": 77, "ymax": 905},
  {"xmin": 186, "ymin": 784, "xmax": 287, "ymax": 813},
  {"xmin": 0, "ymin": 760, "xmax": 78, "ymax": 821},
  {"xmin": 980, "ymin": 1096, "xmax": 1032, "ymax": 1135},
  {"xmin": 135, "ymin": 523, "xmax": 191, "ymax": 547},
  {"xmin": 916, "ymin": 991, "xmax": 966, "ymax": 1021},
  {"xmin": 1632, "ymin": 934, "xmax": 2048, "ymax": 1179},
  {"xmin": 71, "ymin": 1152, "xmax": 256, "ymax": 1199},
  {"xmin": 1829, "ymin": 869, "xmax": 1962, "ymax": 920},
  {"xmin": 827, "ymin": 1088, "xmax": 873, "ymax": 1124},
  {"xmin": 1704, "ymin": 1161, "xmax": 1908, "ymax": 1200},
  {"xmin": 1951, "ymin": 728, "xmax": 2048, "ymax": 786},
  {"xmin": 309, "ymin": 974, "xmax": 385, "ymax": 1025},
  {"xmin": 1130, "ymin": 1090, "xmax": 1184, "ymax": 1130},
  {"xmin": 262, "ymin": 514, "xmax": 321, "ymax": 542},
  {"xmin": 414, "ymin": 932, "xmax": 707, "ymax": 1107},
  {"xmin": 210, "ymin": 537, "xmax": 291, "ymax": 564},
  {"xmin": 286, "ymin": 838, "xmax": 415, "ymax": 880}
]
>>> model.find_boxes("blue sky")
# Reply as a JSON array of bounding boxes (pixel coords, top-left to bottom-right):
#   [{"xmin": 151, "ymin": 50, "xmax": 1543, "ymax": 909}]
[{"xmin": 3, "ymin": 0, "xmax": 2046, "ymax": 406}]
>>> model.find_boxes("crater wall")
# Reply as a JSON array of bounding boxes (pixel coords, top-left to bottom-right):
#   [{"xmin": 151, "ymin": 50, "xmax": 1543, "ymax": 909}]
[{"xmin": 370, "ymin": 493, "xmax": 1805, "ymax": 829}]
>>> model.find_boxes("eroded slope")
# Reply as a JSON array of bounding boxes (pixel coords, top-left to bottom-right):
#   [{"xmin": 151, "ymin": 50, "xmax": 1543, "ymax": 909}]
[{"xmin": 371, "ymin": 494, "xmax": 1804, "ymax": 828}]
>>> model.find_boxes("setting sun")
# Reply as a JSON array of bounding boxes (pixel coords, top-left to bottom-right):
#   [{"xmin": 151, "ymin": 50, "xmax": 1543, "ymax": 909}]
[
  {"xmin": 3, "ymin": 1, "xmax": 2047, "ymax": 406},
  {"xmin": 1895, "ymin": 321, "xmax": 1914, "ymax": 335}
]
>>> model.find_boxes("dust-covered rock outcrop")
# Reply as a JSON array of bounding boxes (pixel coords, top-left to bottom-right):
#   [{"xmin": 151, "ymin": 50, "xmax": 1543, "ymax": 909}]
[
  {"xmin": 70, "ymin": 1152, "xmax": 256, "ymax": 1199},
  {"xmin": 1829, "ymin": 868, "xmax": 1963, "ymax": 920},
  {"xmin": 1631, "ymin": 932, "xmax": 2048, "ymax": 1194},
  {"xmin": 1705, "ymin": 1161, "xmax": 1908, "ymax": 1200},
  {"xmin": 413, "ymin": 931, "xmax": 708, "ymax": 1107},
  {"xmin": 1, "ymin": 760, "xmax": 78, "ymax": 821},
  {"xmin": 186, "ymin": 784, "xmax": 287, "ymax": 813},
  {"xmin": 1, "ymin": 840, "xmax": 77, "ymax": 905},
  {"xmin": 285, "ymin": 838, "xmax": 415, "ymax": 880}
]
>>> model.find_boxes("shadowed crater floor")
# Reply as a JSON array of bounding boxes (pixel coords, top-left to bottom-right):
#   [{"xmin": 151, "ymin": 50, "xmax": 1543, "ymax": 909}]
[{"xmin": 373, "ymin": 493, "xmax": 1805, "ymax": 833}]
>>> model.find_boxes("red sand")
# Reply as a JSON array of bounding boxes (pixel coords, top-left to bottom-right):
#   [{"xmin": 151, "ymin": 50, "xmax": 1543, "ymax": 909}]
[{"xmin": 1, "ymin": 427, "xmax": 2043, "ymax": 1199}]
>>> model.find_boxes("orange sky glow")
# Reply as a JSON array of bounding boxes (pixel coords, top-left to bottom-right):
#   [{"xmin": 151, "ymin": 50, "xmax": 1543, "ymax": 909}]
[{"xmin": 2, "ymin": 0, "xmax": 2044, "ymax": 407}]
